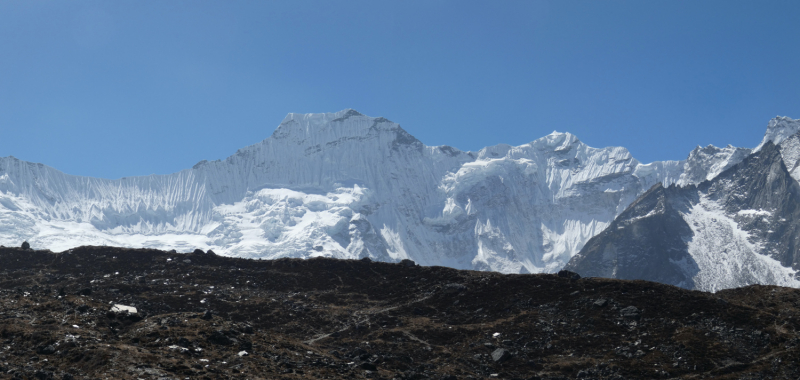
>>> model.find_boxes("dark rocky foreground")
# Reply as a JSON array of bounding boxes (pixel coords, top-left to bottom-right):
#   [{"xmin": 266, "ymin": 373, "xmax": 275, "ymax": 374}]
[{"xmin": 1, "ymin": 247, "xmax": 799, "ymax": 380}]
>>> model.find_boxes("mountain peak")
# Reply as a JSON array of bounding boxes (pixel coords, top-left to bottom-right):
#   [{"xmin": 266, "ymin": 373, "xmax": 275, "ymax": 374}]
[
  {"xmin": 677, "ymin": 143, "xmax": 752, "ymax": 186},
  {"xmin": 278, "ymin": 109, "xmax": 367, "ymax": 128},
  {"xmin": 754, "ymin": 116, "xmax": 800, "ymax": 152},
  {"xmin": 270, "ymin": 109, "xmax": 405, "ymax": 144},
  {"xmin": 530, "ymin": 131, "xmax": 581, "ymax": 152}
]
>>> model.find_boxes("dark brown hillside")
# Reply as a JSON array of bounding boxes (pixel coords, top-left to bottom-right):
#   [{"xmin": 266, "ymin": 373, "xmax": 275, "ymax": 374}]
[{"xmin": 0, "ymin": 246, "xmax": 799, "ymax": 379}]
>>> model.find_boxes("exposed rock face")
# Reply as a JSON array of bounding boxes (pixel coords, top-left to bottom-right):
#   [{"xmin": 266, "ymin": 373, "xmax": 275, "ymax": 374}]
[
  {"xmin": 563, "ymin": 183, "xmax": 695, "ymax": 286},
  {"xmin": 566, "ymin": 141, "xmax": 800, "ymax": 291}
]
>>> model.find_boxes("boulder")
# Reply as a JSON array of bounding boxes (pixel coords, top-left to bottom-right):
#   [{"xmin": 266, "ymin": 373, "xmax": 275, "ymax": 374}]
[
  {"xmin": 593, "ymin": 299, "xmax": 608, "ymax": 307},
  {"xmin": 208, "ymin": 330, "xmax": 233, "ymax": 345},
  {"xmin": 620, "ymin": 306, "xmax": 641, "ymax": 319},
  {"xmin": 557, "ymin": 270, "xmax": 581, "ymax": 280},
  {"xmin": 400, "ymin": 259, "xmax": 416, "ymax": 267},
  {"xmin": 37, "ymin": 345, "xmax": 56, "ymax": 355},
  {"xmin": 360, "ymin": 362, "xmax": 377, "ymax": 371},
  {"xmin": 110, "ymin": 304, "xmax": 137, "ymax": 315},
  {"xmin": 491, "ymin": 348, "xmax": 512, "ymax": 363}
]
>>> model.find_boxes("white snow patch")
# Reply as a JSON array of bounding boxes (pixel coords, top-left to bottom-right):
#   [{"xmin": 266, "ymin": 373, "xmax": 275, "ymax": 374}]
[{"xmin": 737, "ymin": 209, "xmax": 772, "ymax": 217}]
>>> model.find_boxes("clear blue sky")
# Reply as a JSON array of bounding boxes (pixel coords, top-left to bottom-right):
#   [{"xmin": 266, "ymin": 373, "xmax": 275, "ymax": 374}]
[{"xmin": 1, "ymin": 0, "xmax": 798, "ymax": 179}]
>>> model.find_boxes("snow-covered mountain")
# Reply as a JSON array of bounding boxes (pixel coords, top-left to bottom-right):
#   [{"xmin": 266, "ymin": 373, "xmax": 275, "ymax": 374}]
[
  {"xmin": 565, "ymin": 117, "xmax": 800, "ymax": 291},
  {"xmin": 1, "ymin": 110, "xmax": 798, "ymax": 284}
]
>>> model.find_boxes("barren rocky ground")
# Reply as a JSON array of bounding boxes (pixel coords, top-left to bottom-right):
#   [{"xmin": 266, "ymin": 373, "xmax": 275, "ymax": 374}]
[{"xmin": 0, "ymin": 246, "xmax": 799, "ymax": 380}]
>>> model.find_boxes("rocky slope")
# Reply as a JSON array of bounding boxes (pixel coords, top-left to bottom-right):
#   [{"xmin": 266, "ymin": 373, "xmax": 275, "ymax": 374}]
[
  {"xmin": 1, "ymin": 246, "xmax": 800, "ymax": 380},
  {"xmin": 0, "ymin": 247, "xmax": 800, "ymax": 380}
]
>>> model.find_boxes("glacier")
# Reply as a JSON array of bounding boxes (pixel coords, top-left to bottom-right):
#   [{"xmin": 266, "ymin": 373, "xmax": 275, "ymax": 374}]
[
  {"xmin": 1, "ymin": 109, "xmax": 799, "ymax": 276},
  {"xmin": 681, "ymin": 193, "xmax": 800, "ymax": 292}
]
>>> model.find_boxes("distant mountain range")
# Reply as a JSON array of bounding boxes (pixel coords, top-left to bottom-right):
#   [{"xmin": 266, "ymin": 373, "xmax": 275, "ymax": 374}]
[{"xmin": 1, "ymin": 109, "xmax": 799, "ymax": 290}]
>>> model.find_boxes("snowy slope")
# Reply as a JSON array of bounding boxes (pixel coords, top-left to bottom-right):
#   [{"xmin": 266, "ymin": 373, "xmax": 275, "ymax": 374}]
[{"xmin": 1, "ymin": 110, "xmax": 797, "ymax": 277}]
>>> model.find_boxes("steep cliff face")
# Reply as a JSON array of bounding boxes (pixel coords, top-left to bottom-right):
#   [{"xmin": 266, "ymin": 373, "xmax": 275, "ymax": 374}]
[
  {"xmin": 561, "ymin": 183, "xmax": 696, "ymax": 287},
  {"xmin": 566, "ymin": 141, "xmax": 800, "ymax": 291},
  {"xmin": 1, "ymin": 110, "xmax": 798, "ymax": 282}
]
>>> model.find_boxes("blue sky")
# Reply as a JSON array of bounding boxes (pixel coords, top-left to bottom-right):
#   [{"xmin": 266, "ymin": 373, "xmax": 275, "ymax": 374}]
[{"xmin": 1, "ymin": 0, "xmax": 798, "ymax": 179}]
